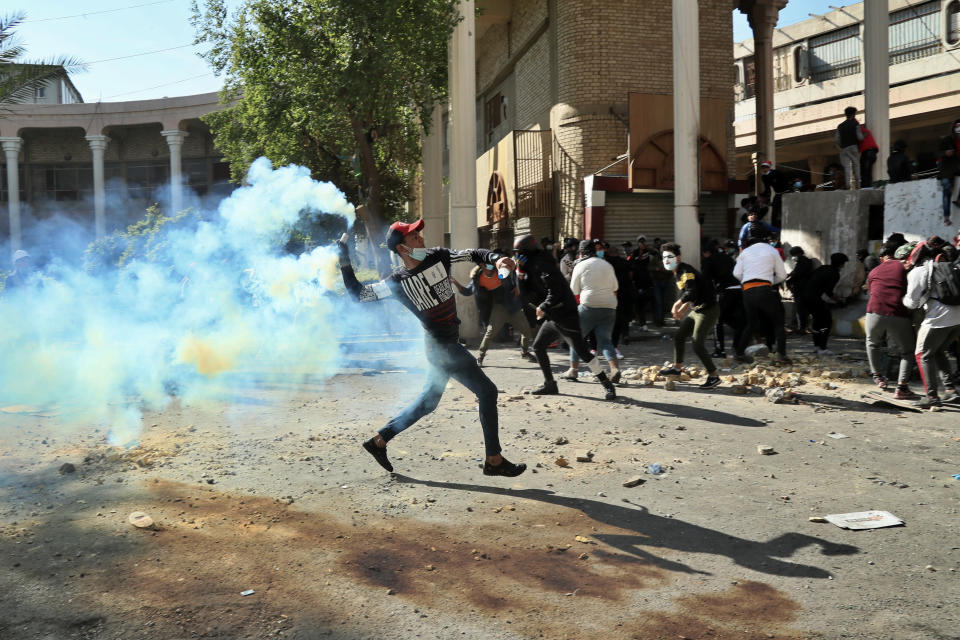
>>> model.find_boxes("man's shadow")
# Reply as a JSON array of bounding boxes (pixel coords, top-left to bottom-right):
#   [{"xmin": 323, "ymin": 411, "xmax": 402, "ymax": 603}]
[{"xmin": 393, "ymin": 474, "xmax": 858, "ymax": 579}]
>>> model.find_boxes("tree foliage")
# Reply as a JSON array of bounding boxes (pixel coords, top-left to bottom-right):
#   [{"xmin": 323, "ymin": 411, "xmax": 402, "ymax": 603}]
[
  {"xmin": 191, "ymin": 0, "xmax": 459, "ymax": 272},
  {"xmin": 0, "ymin": 12, "xmax": 85, "ymax": 106}
]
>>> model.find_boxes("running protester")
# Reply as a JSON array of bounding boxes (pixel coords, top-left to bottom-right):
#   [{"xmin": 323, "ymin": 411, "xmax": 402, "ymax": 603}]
[
  {"xmin": 513, "ymin": 234, "xmax": 617, "ymax": 400},
  {"xmin": 658, "ymin": 243, "xmax": 722, "ymax": 389},
  {"xmin": 865, "ymin": 242, "xmax": 918, "ymax": 400},
  {"xmin": 338, "ymin": 219, "xmax": 526, "ymax": 477}
]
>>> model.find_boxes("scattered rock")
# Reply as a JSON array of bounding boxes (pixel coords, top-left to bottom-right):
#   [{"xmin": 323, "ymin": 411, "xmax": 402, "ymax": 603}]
[
  {"xmin": 757, "ymin": 445, "xmax": 776, "ymax": 455},
  {"xmin": 731, "ymin": 385, "xmax": 748, "ymax": 395},
  {"xmin": 808, "ymin": 516, "xmax": 828, "ymax": 523},
  {"xmin": 128, "ymin": 511, "xmax": 154, "ymax": 529},
  {"xmin": 555, "ymin": 457, "xmax": 569, "ymax": 467},
  {"xmin": 554, "ymin": 436, "xmax": 569, "ymax": 445},
  {"xmin": 622, "ymin": 476, "xmax": 646, "ymax": 488},
  {"xmin": 58, "ymin": 463, "xmax": 76, "ymax": 475},
  {"xmin": 664, "ymin": 380, "xmax": 678, "ymax": 391},
  {"xmin": 575, "ymin": 450, "xmax": 594, "ymax": 462},
  {"xmin": 574, "ymin": 535, "xmax": 593, "ymax": 544}
]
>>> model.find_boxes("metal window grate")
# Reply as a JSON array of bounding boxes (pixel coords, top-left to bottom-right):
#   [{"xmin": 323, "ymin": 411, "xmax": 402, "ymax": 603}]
[
  {"xmin": 513, "ymin": 130, "xmax": 554, "ymax": 219},
  {"xmin": 809, "ymin": 24, "xmax": 861, "ymax": 83},
  {"xmin": 889, "ymin": 0, "xmax": 941, "ymax": 65}
]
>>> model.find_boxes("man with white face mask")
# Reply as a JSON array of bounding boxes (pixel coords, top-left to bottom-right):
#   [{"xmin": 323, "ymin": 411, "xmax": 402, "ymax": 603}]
[
  {"xmin": 733, "ymin": 223, "xmax": 789, "ymax": 365},
  {"xmin": 658, "ymin": 243, "xmax": 722, "ymax": 389},
  {"xmin": 338, "ymin": 219, "xmax": 527, "ymax": 478}
]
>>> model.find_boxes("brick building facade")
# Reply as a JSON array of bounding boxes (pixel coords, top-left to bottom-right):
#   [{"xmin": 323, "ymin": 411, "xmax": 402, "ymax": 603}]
[{"xmin": 442, "ymin": 0, "xmax": 741, "ymax": 250}]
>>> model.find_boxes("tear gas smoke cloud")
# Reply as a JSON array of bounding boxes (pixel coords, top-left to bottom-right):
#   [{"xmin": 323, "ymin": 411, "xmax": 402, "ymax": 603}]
[{"xmin": 0, "ymin": 157, "xmax": 421, "ymax": 447}]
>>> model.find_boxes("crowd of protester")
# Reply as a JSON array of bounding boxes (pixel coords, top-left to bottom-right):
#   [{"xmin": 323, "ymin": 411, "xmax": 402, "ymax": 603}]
[{"xmin": 457, "ymin": 205, "xmax": 960, "ymax": 410}]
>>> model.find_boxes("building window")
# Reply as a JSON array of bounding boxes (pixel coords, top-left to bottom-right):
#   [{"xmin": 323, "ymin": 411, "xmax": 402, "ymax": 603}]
[
  {"xmin": 743, "ymin": 56, "xmax": 756, "ymax": 100},
  {"xmin": 126, "ymin": 161, "xmax": 170, "ymax": 201},
  {"xmin": 889, "ymin": 0, "xmax": 941, "ymax": 65},
  {"xmin": 947, "ymin": 0, "xmax": 960, "ymax": 46},
  {"xmin": 29, "ymin": 165, "xmax": 93, "ymax": 202},
  {"xmin": 773, "ymin": 47, "xmax": 791, "ymax": 92},
  {"xmin": 793, "ymin": 46, "xmax": 808, "ymax": 83},
  {"xmin": 484, "ymin": 92, "xmax": 504, "ymax": 144},
  {"xmin": 35, "ymin": 86, "xmax": 46, "ymax": 100},
  {"xmin": 809, "ymin": 24, "xmax": 861, "ymax": 83}
]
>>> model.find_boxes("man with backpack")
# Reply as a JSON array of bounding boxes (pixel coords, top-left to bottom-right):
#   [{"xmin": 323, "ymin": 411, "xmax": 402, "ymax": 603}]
[{"xmin": 902, "ymin": 237, "xmax": 960, "ymax": 408}]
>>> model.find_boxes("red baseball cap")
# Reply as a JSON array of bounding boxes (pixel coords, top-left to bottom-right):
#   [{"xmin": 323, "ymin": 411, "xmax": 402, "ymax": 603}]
[{"xmin": 386, "ymin": 218, "xmax": 425, "ymax": 252}]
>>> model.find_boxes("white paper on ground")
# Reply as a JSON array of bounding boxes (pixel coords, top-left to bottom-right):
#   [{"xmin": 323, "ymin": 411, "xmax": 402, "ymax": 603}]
[
  {"xmin": 824, "ymin": 510, "xmax": 903, "ymax": 530},
  {"xmin": 827, "ymin": 433, "xmax": 849, "ymax": 439}
]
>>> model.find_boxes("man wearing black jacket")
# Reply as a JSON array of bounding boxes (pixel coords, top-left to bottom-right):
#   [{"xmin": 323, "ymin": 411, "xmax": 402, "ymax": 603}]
[
  {"xmin": 338, "ymin": 219, "xmax": 526, "ymax": 478},
  {"xmin": 701, "ymin": 239, "xmax": 743, "ymax": 358},
  {"xmin": 785, "ymin": 246, "xmax": 815, "ymax": 333},
  {"xmin": 802, "ymin": 253, "xmax": 849, "ymax": 356},
  {"xmin": 513, "ymin": 234, "xmax": 617, "ymax": 400}
]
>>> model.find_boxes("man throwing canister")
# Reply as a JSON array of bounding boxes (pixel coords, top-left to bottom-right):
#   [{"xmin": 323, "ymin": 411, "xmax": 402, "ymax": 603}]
[
  {"xmin": 338, "ymin": 219, "xmax": 526, "ymax": 477},
  {"xmin": 513, "ymin": 234, "xmax": 617, "ymax": 400}
]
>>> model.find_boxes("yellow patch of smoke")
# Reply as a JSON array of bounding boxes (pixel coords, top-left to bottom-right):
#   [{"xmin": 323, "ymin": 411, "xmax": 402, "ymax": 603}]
[{"xmin": 178, "ymin": 327, "xmax": 254, "ymax": 377}]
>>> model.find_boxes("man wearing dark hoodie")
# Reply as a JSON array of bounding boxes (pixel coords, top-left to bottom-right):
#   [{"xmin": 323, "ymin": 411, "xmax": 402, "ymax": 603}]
[
  {"xmin": 513, "ymin": 234, "xmax": 617, "ymax": 400},
  {"xmin": 937, "ymin": 118, "xmax": 960, "ymax": 226},
  {"xmin": 802, "ymin": 253, "xmax": 849, "ymax": 356}
]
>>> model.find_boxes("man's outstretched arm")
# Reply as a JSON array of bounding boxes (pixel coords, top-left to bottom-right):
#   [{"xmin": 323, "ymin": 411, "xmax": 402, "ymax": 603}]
[{"xmin": 338, "ymin": 236, "xmax": 392, "ymax": 303}]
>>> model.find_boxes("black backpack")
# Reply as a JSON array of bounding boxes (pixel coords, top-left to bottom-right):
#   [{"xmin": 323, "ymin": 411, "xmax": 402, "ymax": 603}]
[{"xmin": 928, "ymin": 257, "xmax": 960, "ymax": 305}]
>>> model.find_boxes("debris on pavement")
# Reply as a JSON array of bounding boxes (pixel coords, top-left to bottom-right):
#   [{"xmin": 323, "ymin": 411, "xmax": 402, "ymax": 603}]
[
  {"xmin": 757, "ymin": 445, "xmax": 776, "ymax": 455},
  {"xmin": 647, "ymin": 463, "xmax": 664, "ymax": 475},
  {"xmin": 240, "ymin": 589, "xmax": 255, "ymax": 596},
  {"xmin": 622, "ymin": 476, "xmax": 646, "ymax": 487},
  {"xmin": 58, "ymin": 463, "xmax": 76, "ymax": 474},
  {"xmin": 555, "ymin": 457, "xmax": 569, "ymax": 467},
  {"xmin": 128, "ymin": 511, "xmax": 154, "ymax": 529},
  {"xmin": 575, "ymin": 450, "xmax": 594, "ymax": 462},
  {"xmin": 808, "ymin": 516, "xmax": 828, "ymax": 523},
  {"xmin": 824, "ymin": 510, "xmax": 903, "ymax": 530},
  {"xmin": 827, "ymin": 433, "xmax": 849, "ymax": 439},
  {"xmin": 765, "ymin": 387, "xmax": 797, "ymax": 404}
]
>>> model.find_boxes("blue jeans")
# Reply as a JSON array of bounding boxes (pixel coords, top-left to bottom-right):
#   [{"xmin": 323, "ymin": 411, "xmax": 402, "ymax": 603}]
[
  {"xmin": 941, "ymin": 177, "xmax": 956, "ymax": 219},
  {"xmin": 573, "ymin": 305, "xmax": 616, "ymax": 362},
  {"xmin": 379, "ymin": 338, "xmax": 501, "ymax": 456}
]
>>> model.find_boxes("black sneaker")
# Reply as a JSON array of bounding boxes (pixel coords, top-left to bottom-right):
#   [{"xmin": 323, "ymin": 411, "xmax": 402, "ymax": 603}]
[
  {"xmin": 603, "ymin": 385, "xmax": 617, "ymax": 400},
  {"xmin": 941, "ymin": 388, "xmax": 959, "ymax": 404},
  {"xmin": 733, "ymin": 354, "xmax": 754, "ymax": 365},
  {"xmin": 520, "ymin": 350, "xmax": 536, "ymax": 362},
  {"xmin": 711, "ymin": 350, "xmax": 727, "ymax": 359},
  {"xmin": 476, "ymin": 354, "xmax": 484, "ymax": 367},
  {"xmin": 658, "ymin": 367, "xmax": 683, "ymax": 376},
  {"xmin": 699, "ymin": 375, "xmax": 721, "ymax": 389},
  {"xmin": 531, "ymin": 380, "xmax": 559, "ymax": 395},
  {"xmin": 362, "ymin": 438, "xmax": 393, "ymax": 472},
  {"xmin": 483, "ymin": 457, "xmax": 527, "ymax": 477},
  {"xmin": 610, "ymin": 371, "xmax": 622, "ymax": 384}
]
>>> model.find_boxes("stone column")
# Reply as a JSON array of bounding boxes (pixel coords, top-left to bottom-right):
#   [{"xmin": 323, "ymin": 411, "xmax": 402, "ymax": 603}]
[
  {"xmin": 161, "ymin": 130, "xmax": 189, "ymax": 215},
  {"xmin": 447, "ymin": 0, "xmax": 478, "ymax": 250},
  {"xmin": 421, "ymin": 103, "xmax": 446, "ymax": 248},
  {"xmin": 748, "ymin": 1, "xmax": 787, "ymax": 193},
  {"xmin": 673, "ymin": 0, "xmax": 701, "ymax": 269},
  {"xmin": 863, "ymin": 1, "xmax": 889, "ymax": 184},
  {"xmin": 85, "ymin": 134, "xmax": 109, "ymax": 240},
  {"xmin": 1, "ymin": 136, "xmax": 23, "ymax": 253}
]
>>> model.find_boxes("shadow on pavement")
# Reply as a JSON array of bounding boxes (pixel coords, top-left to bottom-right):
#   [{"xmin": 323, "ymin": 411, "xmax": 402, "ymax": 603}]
[{"xmin": 393, "ymin": 474, "xmax": 858, "ymax": 579}]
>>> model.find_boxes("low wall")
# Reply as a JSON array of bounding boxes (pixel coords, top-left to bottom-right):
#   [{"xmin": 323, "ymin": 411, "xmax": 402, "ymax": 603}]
[{"xmin": 883, "ymin": 178, "xmax": 959, "ymax": 243}]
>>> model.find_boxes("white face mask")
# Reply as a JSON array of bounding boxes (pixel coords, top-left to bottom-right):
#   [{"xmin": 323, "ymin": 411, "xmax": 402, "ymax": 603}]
[
  {"xmin": 401, "ymin": 245, "xmax": 427, "ymax": 261},
  {"xmin": 662, "ymin": 253, "xmax": 679, "ymax": 271}
]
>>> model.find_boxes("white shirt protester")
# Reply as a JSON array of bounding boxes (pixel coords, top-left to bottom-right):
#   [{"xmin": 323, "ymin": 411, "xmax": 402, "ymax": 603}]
[
  {"xmin": 570, "ymin": 256, "xmax": 618, "ymax": 309},
  {"xmin": 733, "ymin": 242, "xmax": 787, "ymax": 284}
]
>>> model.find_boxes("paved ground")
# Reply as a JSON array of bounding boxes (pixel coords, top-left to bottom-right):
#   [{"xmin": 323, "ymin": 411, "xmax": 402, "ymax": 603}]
[{"xmin": 1, "ymin": 328, "xmax": 958, "ymax": 640}]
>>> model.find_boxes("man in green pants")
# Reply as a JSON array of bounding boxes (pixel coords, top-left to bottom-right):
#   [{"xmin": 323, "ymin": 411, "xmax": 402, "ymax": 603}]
[{"xmin": 658, "ymin": 242, "xmax": 722, "ymax": 389}]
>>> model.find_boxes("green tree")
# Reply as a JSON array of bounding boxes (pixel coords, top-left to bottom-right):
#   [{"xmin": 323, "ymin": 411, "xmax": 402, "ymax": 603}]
[
  {"xmin": 191, "ymin": 0, "xmax": 459, "ymax": 273},
  {"xmin": 0, "ymin": 12, "xmax": 85, "ymax": 106}
]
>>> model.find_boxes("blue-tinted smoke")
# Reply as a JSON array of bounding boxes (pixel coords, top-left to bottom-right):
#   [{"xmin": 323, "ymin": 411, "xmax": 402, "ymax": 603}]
[{"xmin": 0, "ymin": 157, "xmax": 419, "ymax": 446}]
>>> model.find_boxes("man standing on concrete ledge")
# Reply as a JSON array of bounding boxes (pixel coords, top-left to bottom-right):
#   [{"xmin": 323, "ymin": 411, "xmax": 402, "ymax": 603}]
[
  {"xmin": 338, "ymin": 219, "xmax": 526, "ymax": 478},
  {"xmin": 835, "ymin": 106, "xmax": 863, "ymax": 190}
]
